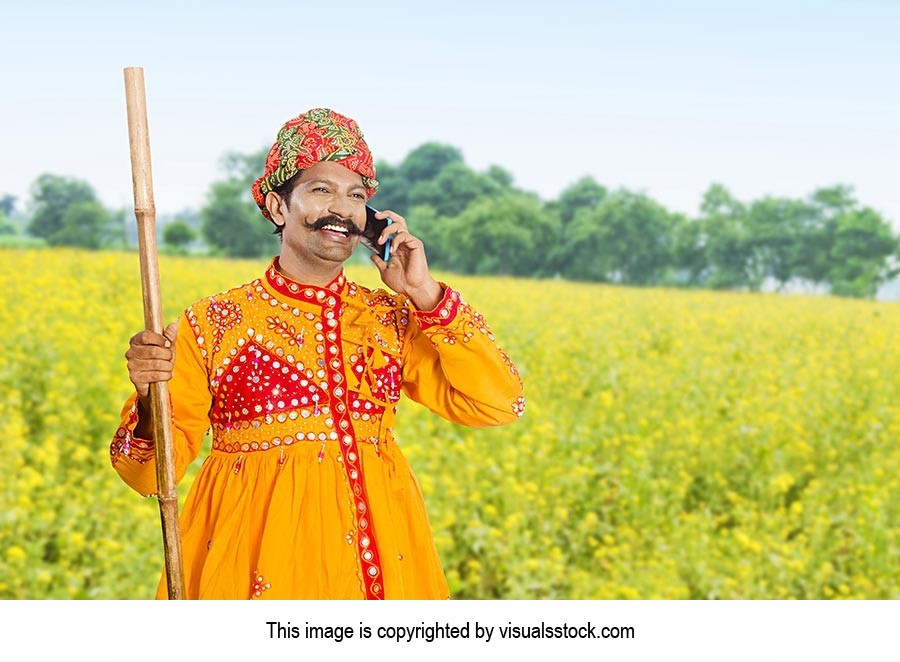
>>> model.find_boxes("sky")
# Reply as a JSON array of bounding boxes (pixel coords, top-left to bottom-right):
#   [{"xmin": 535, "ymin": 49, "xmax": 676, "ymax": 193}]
[{"xmin": 1, "ymin": 0, "xmax": 899, "ymax": 230}]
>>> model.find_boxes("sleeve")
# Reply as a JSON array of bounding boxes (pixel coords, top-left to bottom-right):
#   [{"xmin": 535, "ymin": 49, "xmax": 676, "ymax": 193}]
[
  {"xmin": 109, "ymin": 310, "xmax": 212, "ymax": 497},
  {"xmin": 401, "ymin": 284, "xmax": 525, "ymax": 427}
]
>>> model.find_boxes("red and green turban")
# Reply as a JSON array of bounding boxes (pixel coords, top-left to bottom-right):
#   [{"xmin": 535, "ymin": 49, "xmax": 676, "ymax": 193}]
[{"xmin": 251, "ymin": 108, "xmax": 379, "ymax": 220}]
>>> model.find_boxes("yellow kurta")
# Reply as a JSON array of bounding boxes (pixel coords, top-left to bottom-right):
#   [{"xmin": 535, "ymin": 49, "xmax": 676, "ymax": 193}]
[{"xmin": 110, "ymin": 259, "xmax": 524, "ymax": 599}]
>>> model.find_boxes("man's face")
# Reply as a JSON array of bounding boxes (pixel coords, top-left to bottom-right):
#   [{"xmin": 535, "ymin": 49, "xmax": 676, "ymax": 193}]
[{"xmin": 270, "ymin": 161, "xmax": 368, "ymax": 268}]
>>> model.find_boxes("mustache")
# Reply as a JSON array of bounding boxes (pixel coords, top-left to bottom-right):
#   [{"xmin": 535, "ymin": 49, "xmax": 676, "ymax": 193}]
[{"xmin": 305, "ymin": 215, "xmax": 362, "ymax": 235}]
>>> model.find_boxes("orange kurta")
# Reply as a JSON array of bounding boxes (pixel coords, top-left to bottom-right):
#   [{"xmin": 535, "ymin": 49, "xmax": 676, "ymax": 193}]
[{"xmin": 110, "ymin": 259, "xmax": 524, "ymax": 599}]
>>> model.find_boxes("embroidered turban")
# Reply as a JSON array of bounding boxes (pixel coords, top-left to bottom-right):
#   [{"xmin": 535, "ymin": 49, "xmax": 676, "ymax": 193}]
[{"xmin": 251, "ymin": 108, "xmax": 379, "ymax": 220}]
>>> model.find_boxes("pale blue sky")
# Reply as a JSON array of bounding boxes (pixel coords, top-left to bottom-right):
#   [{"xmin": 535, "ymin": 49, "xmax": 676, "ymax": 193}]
[{"xmin": 1, "ymin": 0, "xmax": 898, "ymax": 227}]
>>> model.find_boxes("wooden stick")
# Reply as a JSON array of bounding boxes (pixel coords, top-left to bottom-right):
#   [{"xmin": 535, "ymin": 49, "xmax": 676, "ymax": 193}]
[{"xmin": 123, "ymin": 66, "xmax": 186, "ymax": 600}]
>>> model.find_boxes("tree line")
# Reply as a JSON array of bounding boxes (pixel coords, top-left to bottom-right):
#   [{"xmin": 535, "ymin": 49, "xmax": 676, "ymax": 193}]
[{"xmin": 3, "ymin": 143, "xmax": 898, "ymax": 299}]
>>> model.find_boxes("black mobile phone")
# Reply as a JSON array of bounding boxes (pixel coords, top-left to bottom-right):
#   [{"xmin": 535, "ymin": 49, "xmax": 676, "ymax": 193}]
[{"xmin": 361, "ymin": 205, "xmax": 393, "ymax": 261}]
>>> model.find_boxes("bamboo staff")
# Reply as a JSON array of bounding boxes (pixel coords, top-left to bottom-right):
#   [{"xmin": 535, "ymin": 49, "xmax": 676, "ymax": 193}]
[{"xmin": 123, "ymin": 66, "xmax": 186, "ymax": 599}]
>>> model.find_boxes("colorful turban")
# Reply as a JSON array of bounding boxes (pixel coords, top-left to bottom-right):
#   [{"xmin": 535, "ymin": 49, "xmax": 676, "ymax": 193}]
[{"xmin": 251, "ymin": 108, "xmax": 379, "ymax": 220}]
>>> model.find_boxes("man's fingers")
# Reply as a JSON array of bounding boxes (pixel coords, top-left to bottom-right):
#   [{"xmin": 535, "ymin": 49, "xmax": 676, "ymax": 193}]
[
  {"xmin": 163, "ymin": 321, "xmax": 179, "ymax": 344},
  {"xmin": 128, "ymin": 322, "xmax": 178, "ymax": 347},
  {"xmin": 131, "ymin": 370, "xmax": 175, "ymax": 384},
  {"xmin": 130, "ymin": 368, "xmax": 175, "ymax": 401},
  {"xmin": 377, "ymin": 213, "xmax": 409, "ymax": 245},
  {"xmin": 375, "ymin": 209, "xmax": 406, "ymax": 225},
  {"xmin": 130, "ymin": 329, "xmax": 172, "ymax": 348},
  {"xmin": 126, "ymin": 345, "xmax": 173, "ymax": 361},
  {"xmin": 379, "ymin": 226, "xmax": 420, "ymax": 248},
  {"xmin": 127, "ymin": 322, "xmax": 178, "ymax": 400},
  {"xmin": 389, "ymin": 231, "xmax": 422, "ymax": 255},
  {"xmin": 129, "ymin": 359, "xmax": 175, "ymax": 372}
]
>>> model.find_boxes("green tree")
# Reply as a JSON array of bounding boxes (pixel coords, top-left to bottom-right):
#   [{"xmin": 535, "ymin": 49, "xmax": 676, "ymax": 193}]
[
  {"xmin": 163, "ymin": 220, "xmax": 197, "ymax": 252},
  {"xmin": 409, "ymin": 162, "xmax": 501, "ymax": 217},
  {"xmin": 200, "ymin": 148, "xmax": 280, "ymax": 257},
  {"xmin": 442, "ymin": 193, "xmax": 558, "ymax": 276},
  {"xmin": 27, "ymin": 174, "xmax": 98, "ymax": 244},
  {"xmin": 110, "ymin": 208, "xmax": 129, "ymax": 248},
  {"xmin": 406, "ymin": 204, "xmax": 449, "ymax": 266},
  {"xmin": 827, "ymin": 208, "xmax": 899, "ymax": 298},
  {"xmin": 545, "ymin": 176, "xmax": 609, "ymax": 274},
  {"xmin": 694, "ymin": 184, "xmax": 752, "ymax": 289},
  {"xmin": 0, "ymin": 210, "xmax": 17, "ymax": 236},
  {"xmin": 370, "ymin": 148, "xmax": 518, "ymax": 220},
  {"xmin": 547, "ymin": 176, "xmax": 607, "ymax": 227},
  {"xmin": 671, "ymin": 217, "xmax": 709, "ymax": 286},
  {"xmin": 201, "ymin": 180, "xmax": 279, "ymax": 258},
  {"xmin": 799, "ymin": 185, "xmax": 859, "ymax": 285},
  {"xmin": 811, "ymin": 184, "xmax": 856, "ymax": 216},
  {"xmin": 399, "ymin": 143, "xmax": 463, "ymax": 183},
  {"xmin": 52, "ymin": 201, "xmax": 112, "ymax": 249},
  {"xmin": 485, "ymin": 165, "xmax": 514, "ymax": 189},
  {"xmin": 368, "ymin": 160, "xmax": 409, "ymax": 214},
  {"xmin": 0, "ymin": 194, "xmax": 15, "ymax": 216},
  {"xmin": 743, "ymin": 196, "xmax": 822, "ymax": 290},
  {"xmin": 559, "ymin": 190, "xmax": 677, "ymax": 284}
]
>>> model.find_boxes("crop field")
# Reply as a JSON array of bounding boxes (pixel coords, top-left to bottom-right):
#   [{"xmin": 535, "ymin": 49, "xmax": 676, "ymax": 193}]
[{"xmin": 0, "ymin": 248, "xmax": 898, "ymax": 599}]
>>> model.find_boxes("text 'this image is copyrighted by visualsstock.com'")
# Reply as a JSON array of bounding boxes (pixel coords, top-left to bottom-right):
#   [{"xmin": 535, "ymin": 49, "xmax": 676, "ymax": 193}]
[{"xmin": 266, "ymin": 619, "xmax": 635, "ymax": 644}]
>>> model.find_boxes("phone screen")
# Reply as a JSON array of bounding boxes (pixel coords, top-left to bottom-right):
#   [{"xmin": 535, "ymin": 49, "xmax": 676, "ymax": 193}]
[{"xmin": 361, "ymin": 205, "xmax": 392, "ymax": 261}]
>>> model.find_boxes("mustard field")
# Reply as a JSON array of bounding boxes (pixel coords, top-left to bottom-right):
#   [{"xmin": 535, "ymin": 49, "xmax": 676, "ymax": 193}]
[{"xmin": 1, "ymin": 248, "xmax": 898, "ymax": 599}]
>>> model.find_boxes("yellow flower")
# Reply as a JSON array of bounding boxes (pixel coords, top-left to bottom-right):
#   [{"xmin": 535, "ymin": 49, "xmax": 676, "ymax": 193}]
[{"xmin": 5, "ymin": 546, "xmax": 26, "ymax": 563}]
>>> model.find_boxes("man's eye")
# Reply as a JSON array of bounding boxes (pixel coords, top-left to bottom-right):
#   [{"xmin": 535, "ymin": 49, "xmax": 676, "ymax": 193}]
[
  {"xmin": 314, "ymin": 187, "xmax": 329, "ymax": 193},
  {"xmin": 353, "ymin": 193, "xmax": 366, "ymax": 200}
]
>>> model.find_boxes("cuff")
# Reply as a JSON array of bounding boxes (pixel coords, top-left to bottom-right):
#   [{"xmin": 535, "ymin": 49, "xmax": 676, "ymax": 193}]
[
  {"xmin": 110, "ymin": 395, "xmax": 155, "ymax": 466},
  {"xmin": 412, "ymin": 284, "xmax": 461, "ymax": 330}
]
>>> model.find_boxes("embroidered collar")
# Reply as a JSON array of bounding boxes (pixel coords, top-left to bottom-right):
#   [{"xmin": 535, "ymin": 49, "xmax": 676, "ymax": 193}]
[{"xmin": 263, "ymin": 258, "xmax": 347, "ymax": 302}]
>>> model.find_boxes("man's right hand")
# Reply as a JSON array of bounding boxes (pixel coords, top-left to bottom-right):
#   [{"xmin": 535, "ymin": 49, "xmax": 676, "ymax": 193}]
[{"xmin": 126, "ymin": 322, "xmax": 179, "ymax": 402}]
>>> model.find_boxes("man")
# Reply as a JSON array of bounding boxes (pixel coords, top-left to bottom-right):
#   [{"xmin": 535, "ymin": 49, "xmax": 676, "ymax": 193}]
[{"xmin": 110, "ymin": 108, "xmax": 525, "ymax": 599}]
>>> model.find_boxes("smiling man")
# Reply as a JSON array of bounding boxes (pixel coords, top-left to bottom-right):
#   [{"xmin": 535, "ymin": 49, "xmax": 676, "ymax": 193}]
[{"xmin": 110, "ymin": 108, "xmax": 525, "ymax": 600}]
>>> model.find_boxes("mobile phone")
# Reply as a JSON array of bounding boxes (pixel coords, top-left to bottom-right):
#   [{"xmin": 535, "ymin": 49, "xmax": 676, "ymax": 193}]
[{"xmin": 362, "ymin": 205, "xmax": 393, "ymax": 262}]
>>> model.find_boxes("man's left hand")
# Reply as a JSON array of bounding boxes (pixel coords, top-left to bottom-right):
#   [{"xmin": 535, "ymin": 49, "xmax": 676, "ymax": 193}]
[{"xmin": 369, "ymin": 210, "xmax": 443, "ymax": 311}]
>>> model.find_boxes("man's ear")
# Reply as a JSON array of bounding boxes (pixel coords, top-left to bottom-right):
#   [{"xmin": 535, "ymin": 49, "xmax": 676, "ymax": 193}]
[{"xmin": 265, "ymin": 191, "xmax": 286, "ymax": 228}]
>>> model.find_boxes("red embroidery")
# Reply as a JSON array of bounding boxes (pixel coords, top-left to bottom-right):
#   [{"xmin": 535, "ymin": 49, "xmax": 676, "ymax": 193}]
[
  {"xmin": 266, "ymin": 315, "xmax": 305, "ymax": 347},
  {"xmin": 265, "ymin": 259, "xmax": 345, "ymax": 299},
  {"xmin": 512, "ymin": 396, "xmax": 526, "ymax": 418},
  {"xmin": 251, "ymin": 569, "xmax": 271, "ymax": 598},
  {"xmin": 368, "ymin": 359, "xmax": 402, "ymax": 404},
  {"xmin": 348, "ymin": 349, "xmax": 402, "ymax": 409},
  {"xmin": 212, "ymin": 340, "xmax": 323, "ymax": 428},
  {"xmin": 414, "ymin": 286, "xmax": 460, "ymax": 330},
  {"xmin": 499, "ymin": 349, "xmax": 522, "ymax": 385},
  {"xmin": 110, "ymin": 403, "xmax": 156, "ymax": 466},
  {"xmin": 319, "ymin": 293, "xmax": 385, "ymax": 600},
  {"xmin": 369, "ymin": 294, "xmax": 397, "ymax": 308},
  {"xmin": 207, "ymin": 298, "xmax": 242, "ymax": 354}
]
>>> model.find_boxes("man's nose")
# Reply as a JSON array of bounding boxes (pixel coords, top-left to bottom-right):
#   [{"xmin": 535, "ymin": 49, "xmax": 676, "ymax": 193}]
[{"xmin": 327, "ymin": 195, "xmax": 354, "ymax": 220}]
